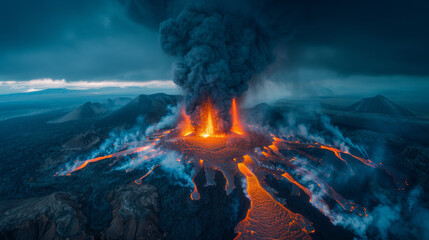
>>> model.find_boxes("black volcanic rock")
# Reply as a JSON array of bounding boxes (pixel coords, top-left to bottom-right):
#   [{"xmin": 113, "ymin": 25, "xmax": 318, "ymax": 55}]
[
  {"xmin": 0, "ymin": 184, "xmax": 163, "ymax": 240},
  {"xmin": 104, "ymin": 183, "xmax": 163, "ymax": 240},
  {"xmin": 0, "ymin": 193, "xmax": 88, "ymax": 240},
  {"xmin": 154, "ymin": 171, "xmax": 245, "ymax": 240},
  {"xmin": 347, "ymin": 95, "xmax": 415, "ymax": 117},
  {"xmin": 62, "ymin": 130, "xmax": 101, "ymax": 151},
  {"xmin": 97, "ymin": 93, "xmax": 181, "ymax": 128},
  {"xmin": 401, "ymin": 146, "xmax": 429, "ymax": 190},
  {"xmin": 49, "ymin": 102, "xmax": 108, "ymax": 123}
]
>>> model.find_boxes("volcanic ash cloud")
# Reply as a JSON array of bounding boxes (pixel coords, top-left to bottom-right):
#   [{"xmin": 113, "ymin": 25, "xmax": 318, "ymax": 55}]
[{"xmin": 122, "ymin": 0, "xmax": 302, "ymax": 128}]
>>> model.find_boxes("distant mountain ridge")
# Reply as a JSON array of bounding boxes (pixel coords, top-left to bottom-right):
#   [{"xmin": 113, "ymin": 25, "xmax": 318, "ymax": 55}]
[
  {"xmin": 103, "ymin": 97, "xmax": 132, "ymax": 109},
  {"xmin": 96, "ymin": 93, "xmax": 181, "ymax": 127},
  {"xmin": 48, "ymin": 97, "xmax": 133, "ymax": 124},
  {"xmin": 347, "ymin": 95, "xmax": 415, "ymax": 117},
  {"xmin": 48, "ymin": 102, "xmax": 107, "ymax": 123}
]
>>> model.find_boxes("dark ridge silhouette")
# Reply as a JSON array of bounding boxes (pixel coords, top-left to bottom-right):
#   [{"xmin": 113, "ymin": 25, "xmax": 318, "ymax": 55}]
[
  {"xmin": 347, "ymin": 95, "xmax": 415, "ymax": 117},
  {"xmin": 97, "ymin": 93, "xmax": 181, "ymax": 128},
  {"xmin": 103, "ymin": 97, "xmax": 132, "ymax": 109}
]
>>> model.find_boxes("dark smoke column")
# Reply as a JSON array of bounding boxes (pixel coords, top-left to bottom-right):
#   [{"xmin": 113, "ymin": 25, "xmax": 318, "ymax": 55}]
[
  {"xmin": 159, "ymin": 4, "xmax": 272, "ymax": 129},
  {"xmin": 122, "ymin": 0, "xmax": 303, "ymax": 130}
]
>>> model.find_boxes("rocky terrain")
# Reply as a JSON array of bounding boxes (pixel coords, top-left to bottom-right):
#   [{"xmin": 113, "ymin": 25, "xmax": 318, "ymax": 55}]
[{"xmin": 0, "ymin": 183, "xmax": 162, "ymax": 240}]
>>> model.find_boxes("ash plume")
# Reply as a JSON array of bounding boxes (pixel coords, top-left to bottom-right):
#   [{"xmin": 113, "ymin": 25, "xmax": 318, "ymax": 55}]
[{"xmin": 122, "ymin": 0, "xmax": 303, "ymax": 129}]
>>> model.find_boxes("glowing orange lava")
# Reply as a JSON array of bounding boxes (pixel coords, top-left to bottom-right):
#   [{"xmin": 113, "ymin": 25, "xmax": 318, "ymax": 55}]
[
  {"xmin": 235, "ymin": 156, "xmax": 314, "ymax": 240},
  {"xmin": 179, "ymin": 98, "xmax": 244, "ymax": 138},
  {"xmin": 195, "ymin": 98, "xmax": 221, "ymax": 138},
  {"xmin": 200, "ymin": 107, "xmax": 215, "ymax": 138},
  {"xmin": 135, "ymin": 164, "xmax": 163, "ymax": 184},
  {"xmin": 56, "ymin": 146, "xmax": 152, "ymax": 176},
  {"xmin": 231, "ymin": 98, "xmax": 244, "ymax": 135},
  {"xmin": 180, "ymin": 108, "xmax": 193, "ymax": 137}
]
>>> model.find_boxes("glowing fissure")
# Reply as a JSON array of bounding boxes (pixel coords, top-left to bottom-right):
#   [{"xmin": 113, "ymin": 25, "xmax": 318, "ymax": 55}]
[
  {"xmin": 56, "ymin": 146, "xmax": 152, "ymax": 176},
  {"xmin": 262, "ymin": 139, "xmax": 369, "ymax": 219},
  {"xmin": 56, "ymin": 98, "xmax": 407, "ymax": 239},
  {"xmin": 135, "ymin": 164, "xmax": 163, "ymax": 184}
]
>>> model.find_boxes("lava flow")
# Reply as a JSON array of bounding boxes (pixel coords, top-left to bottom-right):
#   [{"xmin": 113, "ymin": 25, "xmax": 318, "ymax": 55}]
[{"xmin": 56, "ymin": 97, "xmax": 407, "ymax": 239}]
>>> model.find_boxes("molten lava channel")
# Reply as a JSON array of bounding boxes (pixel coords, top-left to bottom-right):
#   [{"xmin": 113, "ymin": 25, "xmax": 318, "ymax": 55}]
[
  {"xmin": 56, "ymin": 98, "xmax": 408, "ymax": 240},
  {"xmin": 235, "ymin": 156, "xmax": 314, "ymax": 240}
]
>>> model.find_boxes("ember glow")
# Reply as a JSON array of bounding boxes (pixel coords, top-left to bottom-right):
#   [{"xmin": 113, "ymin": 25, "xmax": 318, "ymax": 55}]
[{"xmin": 56, "ymin": 98, "xmax": 407, "ymax": 239}]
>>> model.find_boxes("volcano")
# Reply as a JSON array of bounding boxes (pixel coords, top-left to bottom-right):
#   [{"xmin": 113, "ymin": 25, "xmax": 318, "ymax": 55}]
[
  {"xmin": 1, "ymin": 0, "xmax": 427, "ymax": 238},
  {"xmin": 49, "ymin": 102, "xmax": 107, "ymax": 123},
  {"xmin": 97, "ymin": 93, "xmax": 180, "ymax": 127},
  {"xmin": 55, "ymin": 96, "xmax": 408, "ymax": 240},
  {"xmin": 347, "ymin": 95, "xmax": 415, "ymax": 117}
]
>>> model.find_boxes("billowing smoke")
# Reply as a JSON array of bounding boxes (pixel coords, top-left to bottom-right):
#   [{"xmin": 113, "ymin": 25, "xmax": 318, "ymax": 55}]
[
  {"xmin": 159, "ymin": 4, "xmax": 273, "ymax": 127},
  {"xmin": 122, "ymin": 0, "xmax": 303, "ymax": 129}
]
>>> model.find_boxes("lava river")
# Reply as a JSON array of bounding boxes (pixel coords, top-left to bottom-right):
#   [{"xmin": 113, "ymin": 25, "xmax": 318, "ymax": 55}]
[{"xmin": 56, "ymin": 98, "xmax": 407, "ymax": 240}]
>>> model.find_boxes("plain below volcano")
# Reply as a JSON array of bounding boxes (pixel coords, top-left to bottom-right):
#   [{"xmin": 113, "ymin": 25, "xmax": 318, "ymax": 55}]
[{"xmin": 347, "ymin": 95, "xmax": 415, "ymax": 117}]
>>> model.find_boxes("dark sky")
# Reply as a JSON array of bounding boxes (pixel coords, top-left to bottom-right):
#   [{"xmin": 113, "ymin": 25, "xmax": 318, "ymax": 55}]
[
  {"xmin": 287, "ymin": 0, "xmax": 429, "ymax": 76},
  {"xmin": 0, "ymin": 0, "xmax": 172, "ymax": 82},
  {"xmin": 0, "ymin": 0, "xmax": 428, "ymax": 95}
]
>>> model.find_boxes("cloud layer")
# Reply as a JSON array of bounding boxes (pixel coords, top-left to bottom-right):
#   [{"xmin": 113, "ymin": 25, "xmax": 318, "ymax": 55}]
[{"xmin": 0, "ymin": 79, "xmax": 175, "ymax": 93}]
